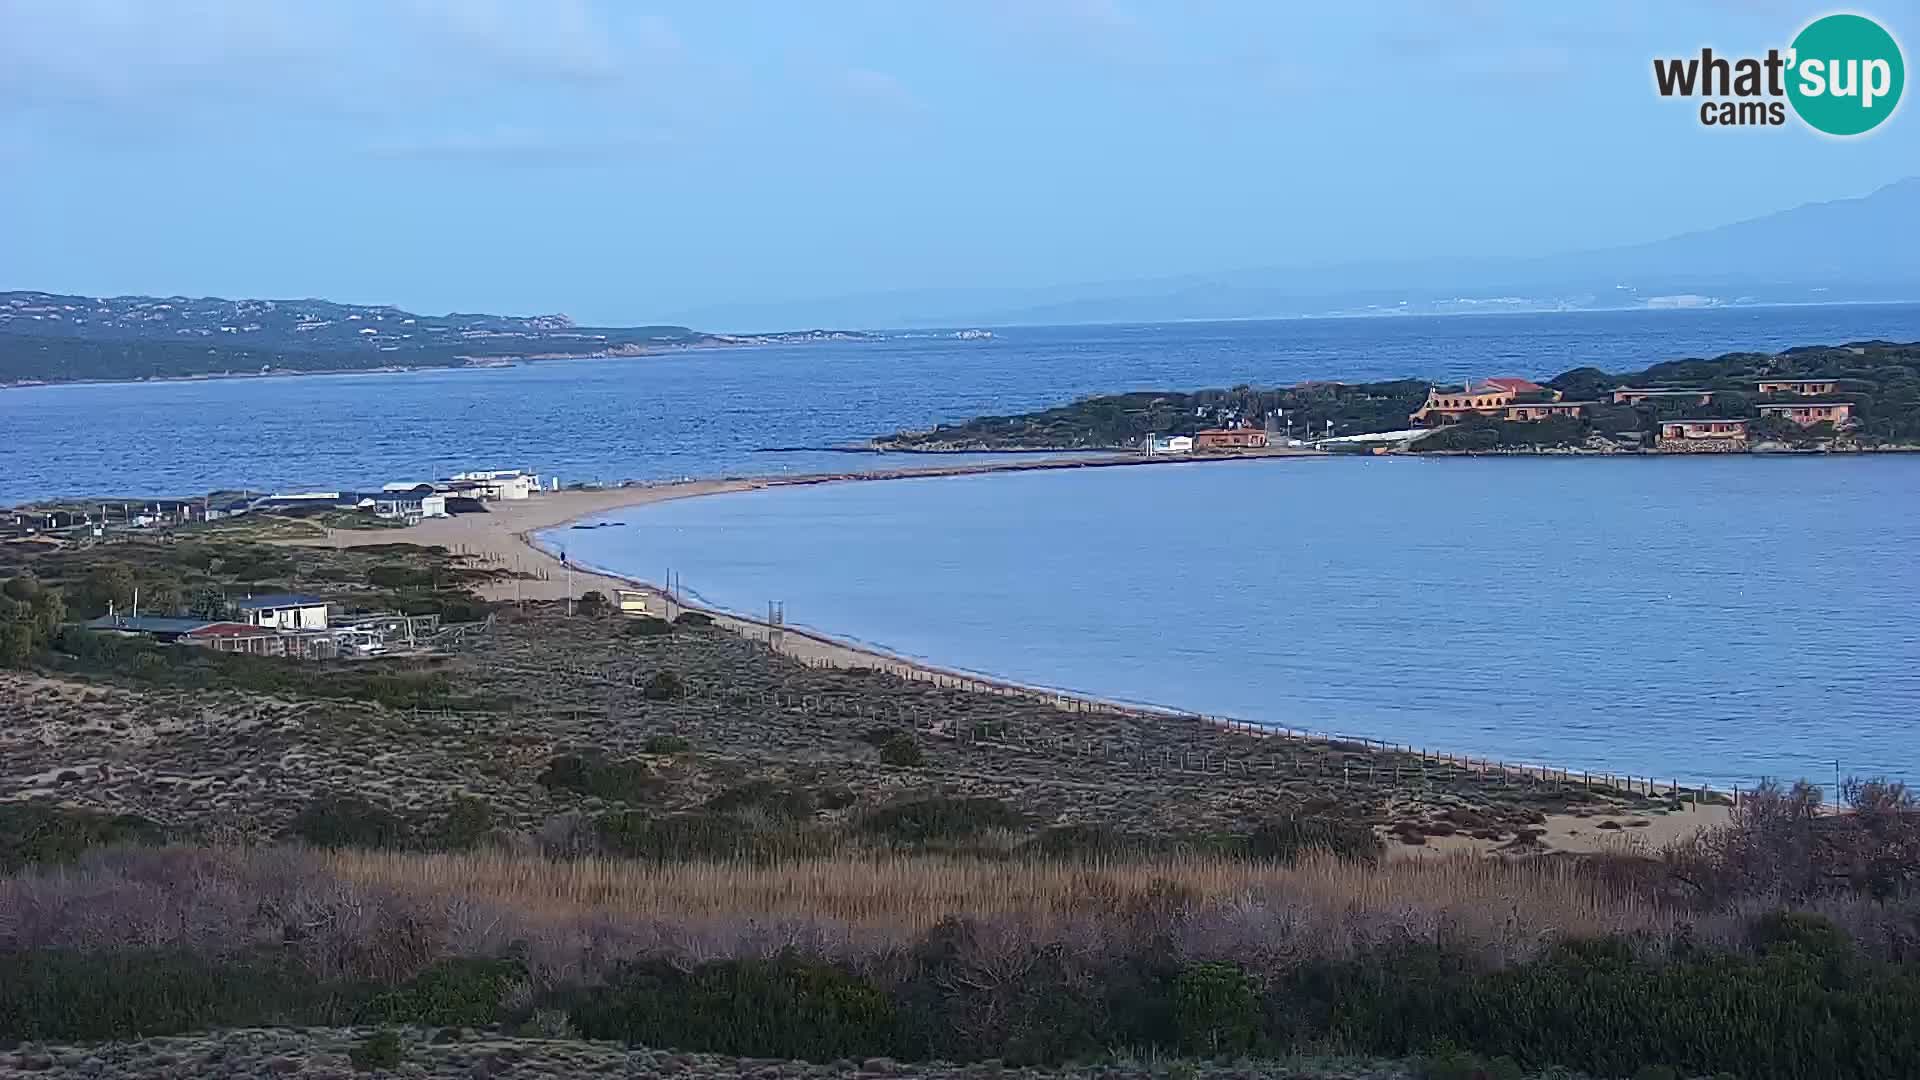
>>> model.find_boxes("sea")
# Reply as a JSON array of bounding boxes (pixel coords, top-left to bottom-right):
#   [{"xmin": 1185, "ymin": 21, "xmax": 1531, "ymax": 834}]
[
  {"xmin": 553, "ymin": 455, "xmax": 1920, "ymax": 791},
  {"xmin": 8, "ymin": 303, "xmax": 1920, "ymax": 788}
]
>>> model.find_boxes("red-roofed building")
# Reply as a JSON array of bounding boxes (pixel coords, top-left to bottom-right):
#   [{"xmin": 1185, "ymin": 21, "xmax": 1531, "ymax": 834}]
[
  {"xmin": 1409, "ymin": 378, "xmax": 1567, "ymax": 427},
  {"xmin": 185, "ymin": 622, "xmax": 292, "ymax": 656},
  {"xmin": 1482, "ymin": 377, "xmax": 1557, "ymax": 398}
]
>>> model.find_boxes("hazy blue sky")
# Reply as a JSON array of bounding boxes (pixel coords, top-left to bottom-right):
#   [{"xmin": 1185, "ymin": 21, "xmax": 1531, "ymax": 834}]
[{"xmin": 2, "ymin": 1, "xmax": 1915, "ymax": 327}]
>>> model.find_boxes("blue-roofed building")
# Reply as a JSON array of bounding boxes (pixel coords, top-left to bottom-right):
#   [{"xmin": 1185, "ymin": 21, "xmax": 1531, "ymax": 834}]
[
  {"xmin": 234, "ymin": 593, "xmax": 332, "ymax": 631},
  {"xmin": 86, "ymin": 615, "xmax": 214, "ymax": 642}
]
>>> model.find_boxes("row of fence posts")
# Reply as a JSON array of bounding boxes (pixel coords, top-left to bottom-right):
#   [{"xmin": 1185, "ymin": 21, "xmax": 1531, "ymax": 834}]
[{"xmin": 534, "ymin": 636, "xmax": 1740, "ymax": 810}]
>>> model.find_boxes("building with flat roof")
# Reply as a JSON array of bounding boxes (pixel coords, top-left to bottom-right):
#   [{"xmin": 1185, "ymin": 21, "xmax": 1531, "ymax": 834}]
[
  {"xmin": 1504, "ymin": 402, "xmax": 1592, "ymax": 422},
  {"xmin": 448, "ymin": 469, "xmax": 539, "ymax": 500},
  {"xmin": 1757, "ymin": 402, "xmax": 1854, "ymax": 427},
  {"xmin": 235, "ymin": 593, "xmax": 331, "ymax": 631},
  {"xmin": 85, "ymin": 615, "xmax": 213, "ymax": 641},
  {"xmin": 1611, "ymin": 387, "xmax": 1714, "ymax": 406},
  {"xmin": 1194, "ymin": 428, "xmax": 1268, "ymax": 450},
  {"xmin": 1756, "ymin": 379, "xmax": 1839, "ymax": 396},
  {"xmin": 1660, "ymin": 419, "xmax": 1748, "ymax": 439},
  {"xmin": 372, "ymin": 486, "xmax": 448, "ymax": 522}
]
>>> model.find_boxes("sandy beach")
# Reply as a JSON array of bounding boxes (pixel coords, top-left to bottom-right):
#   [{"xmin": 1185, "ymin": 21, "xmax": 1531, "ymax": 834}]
[{"xmin": 294, "ymin": 453, "xmax": 1731, "ymax": 854}]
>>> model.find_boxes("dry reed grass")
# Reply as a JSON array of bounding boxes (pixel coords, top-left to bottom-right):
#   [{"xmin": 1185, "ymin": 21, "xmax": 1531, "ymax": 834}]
[{"xmin": 323, "ymin": 847, "xmax": 1663, "ymax": 942}]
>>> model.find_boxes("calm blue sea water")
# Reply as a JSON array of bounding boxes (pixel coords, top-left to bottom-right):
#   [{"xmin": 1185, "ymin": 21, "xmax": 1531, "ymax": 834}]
[
  {"xmin": 554, "ymin": 455, "xmax": 1920, "ymax": 790},
  {"xmin": 6, "ymin": 304, "xmax": 1920, "ymax": 503},
  {"xmin": 10, "ymin": 305, "xmax": 1920, "ymax": 783}
]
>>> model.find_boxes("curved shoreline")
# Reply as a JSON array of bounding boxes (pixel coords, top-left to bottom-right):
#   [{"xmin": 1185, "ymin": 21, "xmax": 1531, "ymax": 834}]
[
  {"xmin": 305, "ymin": 451, "xmax": 1736, "ymax": 817},
  {"xmin": 308, "ymin": 451, "xmax": 1333, "ymax": 721}
]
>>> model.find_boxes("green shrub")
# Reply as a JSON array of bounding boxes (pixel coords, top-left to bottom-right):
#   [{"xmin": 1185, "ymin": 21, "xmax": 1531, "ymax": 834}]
[
  {"xmin": 1172, "ymin": 962, "xmax": 1256, "ymax": 1055},
  {"xmin": 367, "ymin": 564, "xmax": 434, "ymax": 589},
  {"xmin": 1749, "ymin": 910, "xmax": 1856, "ymax": 967},
  {"xmin": 0, "ymin": 803, "xmax": 165, "ymax": 871},
  {"xmin": 0, "ymin": 949, "xmax": 342, "ymax": 1042},
  {"xmin": 857, "ymin": 797, "xmax": 1023, "ymax": 846},
  {"xmin": 1417, "ymin": 1045, "xmax": 1524, "ymax": 1080},
  {"xmin": 430, "ymin": 794, "xmax": 496, "ymax": 851},
  {"xmin": 642, "ymin": 733, "xmax": 691, "ymax": 754},
  {"xmin": 1629, "ymin": 1068, "xmax": 1678, "ymax": 1080},
  {"xmin": 876, "ymin": 734, "xmax": 926, "ymax": 767},
  {"xmin": 624, "ymin": 616, "xmax": 673, "ymax": 637},
  {"xmin": 365, "ymin": 957, "xmax": 523, "ymax": 1027},
  {"xmin": 576, "ymin": 590, "xmax": 609, "ymax": 616},
  {"xmin": 538, "ymin": 752, "xmax": 658, "ymax": 804},
  {"xmin": 288, "ymin": 795, "xmax": 409, "ymax": 849},
  {"xmin": 349, "ymin": 1029, "xmax": 404, "ymax": 1072},
  {"xmin": 705, "ymin": 780, "xmax": 817, "ymax": 819},
  {"xmin": 643, "ymin": 670, "xmax": 684, "ymax": 701},
  {"xmin": 563, "ymin": 954, "xmax": 903, "ymax": 1062},
  {"xmin": 673, "ymin": 611, "xmax": 713, "ymax": 628},
  {"xmin": 1246, "ymin": 816, "xmax": 1382, "ymax": 863}
]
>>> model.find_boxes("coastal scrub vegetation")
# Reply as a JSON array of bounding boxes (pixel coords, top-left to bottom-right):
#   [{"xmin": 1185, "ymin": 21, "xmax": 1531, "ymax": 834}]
[
  {"xmin": 3, "ymin": 811, "xmax": 1919, "ymax": 1077},
  {"xmin": 4, "ymin": 536, "xmax": 1917, "ymax": 1076}
]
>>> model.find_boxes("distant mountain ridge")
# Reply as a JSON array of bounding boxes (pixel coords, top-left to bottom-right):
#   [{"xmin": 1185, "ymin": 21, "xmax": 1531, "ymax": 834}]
[{"xmin": 668, "ymin": 178, "xmax": 1920, "ymax": 330}]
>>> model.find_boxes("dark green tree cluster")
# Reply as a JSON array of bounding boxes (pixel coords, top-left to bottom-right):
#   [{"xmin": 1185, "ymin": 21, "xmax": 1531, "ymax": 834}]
[
  {"xmin": 884, "ymin": 380, "xmax": 1429, "ymax": 449},
  {"xmin": 0, "ymin": 577, "xmax": 64, "ymax": 667}
]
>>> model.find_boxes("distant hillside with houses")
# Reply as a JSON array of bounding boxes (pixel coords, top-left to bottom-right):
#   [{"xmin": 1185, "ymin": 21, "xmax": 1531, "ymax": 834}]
[
  {"xmin": 878, "ymin": 340, "xmax": 1920, "ymax": 453},
  {"xmin": 0, "ymin": 291, "xmax": 876, "ymax": 385}
]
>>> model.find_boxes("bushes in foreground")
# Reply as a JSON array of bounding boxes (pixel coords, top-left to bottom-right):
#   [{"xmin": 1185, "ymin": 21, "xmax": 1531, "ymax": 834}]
[
  {"xmin": 0, "ymin": 804, "xmax": 165, "ymax": 871},
  {"xmin": 4, "ymin": 921, "xmax": 1916, "ymax": 1077}
]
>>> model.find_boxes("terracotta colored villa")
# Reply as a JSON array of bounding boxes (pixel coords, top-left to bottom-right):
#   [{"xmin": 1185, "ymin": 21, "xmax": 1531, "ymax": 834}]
[
  {"xmin": 1756, "ymin": 379, "xmax": 1839, "ymax": 396},
  {"xmin": 1410, "ymin": 378, "xmax": 1580, "ymax": 427},
  {"xmin": 1611, "ymin": 387, "xmax": 1714, "ymax": 406},
  {"xmin": 1660, "ymin": 419, "xmax": 1749, "ymax": 443},
  {"xmin": 1194, "ymin": 428, "xmax": 1268, "ymax": 450},
  {"xmin": 1757, "ymin": 402, "xmax": 1854, "ymax": 427}
]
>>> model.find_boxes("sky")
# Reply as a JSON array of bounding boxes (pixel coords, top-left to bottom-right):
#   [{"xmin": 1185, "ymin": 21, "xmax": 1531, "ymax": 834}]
[{"xmin": 2, "ymin": 0, "xmax": 1917, "ymax": 328}]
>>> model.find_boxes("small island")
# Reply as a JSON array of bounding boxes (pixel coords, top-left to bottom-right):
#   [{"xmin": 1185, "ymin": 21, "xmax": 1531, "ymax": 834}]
[{"xmin": 875, "ymin": 340, "xmax": 1920, "ymax": 454}]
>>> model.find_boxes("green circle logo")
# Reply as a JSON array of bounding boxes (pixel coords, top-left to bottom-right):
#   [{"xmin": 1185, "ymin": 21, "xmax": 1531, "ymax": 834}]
[{"xmin": 1788, "ymin": 14, "xmax": 1904, "ymax": 135}]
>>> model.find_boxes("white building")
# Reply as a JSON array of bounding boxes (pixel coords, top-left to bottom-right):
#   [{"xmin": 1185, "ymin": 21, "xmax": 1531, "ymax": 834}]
[
  {"xmin": 448, "ymin": 469, "xmax": 539, "ymax": 501},
  {"xmin": 373, "ymin": 485, "xmax": 449, "ymax": 521},
  {"xmin": 1149, "ymin": 435, "xmax": 1194, "ymax": 455},
  {"xmin": 234, "ymin": 593, "xmax": 331, "ymax": 631}
]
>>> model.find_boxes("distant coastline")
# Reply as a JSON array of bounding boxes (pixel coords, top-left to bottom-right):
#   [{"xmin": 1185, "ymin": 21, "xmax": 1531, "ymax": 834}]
[
  {"xmin": 0, "ymin": 333, "xmax": 891, "ymax": 392},
  {"xmin": 876, "ymin": 338, "xmax": 1920, "ymax": 456}
]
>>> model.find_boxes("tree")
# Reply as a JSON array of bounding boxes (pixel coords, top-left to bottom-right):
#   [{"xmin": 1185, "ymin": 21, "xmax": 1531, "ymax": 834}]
[
  {"xmin": 187, "ymin": 586, "xmax": 229, "ymax": 621},
  {"xmin": 27, "ymin": 589, "xmax": 65, "ymax": 639},
  {"xmin": 0, "ymin": 622, "xmax": 34, "ymax": 667},
  {"xmin": 76, "ymin": 563, "xmax": 136, "ymax": 617}
]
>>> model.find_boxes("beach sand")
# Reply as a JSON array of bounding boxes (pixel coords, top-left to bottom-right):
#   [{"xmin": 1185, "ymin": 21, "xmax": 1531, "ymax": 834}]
[{"xmin": 293, "ymin": 455, "xmax": 1730, "ymax": 856}]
